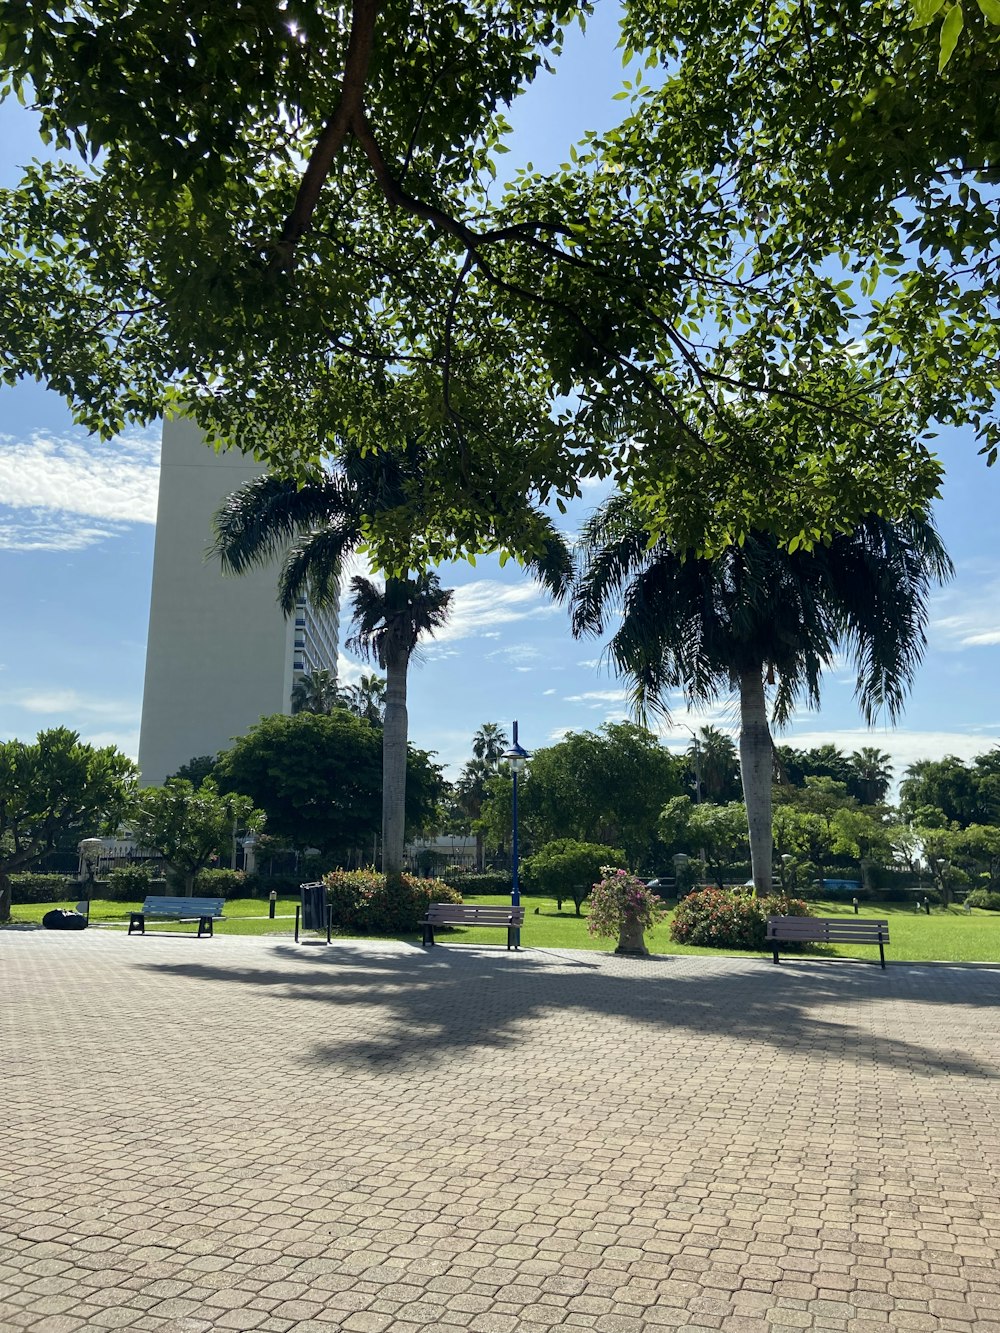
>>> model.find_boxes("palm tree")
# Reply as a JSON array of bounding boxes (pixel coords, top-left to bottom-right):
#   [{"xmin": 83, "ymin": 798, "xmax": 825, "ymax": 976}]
[
  {"xmin": 848, "ymin": 747, "xmax": 893, "ymax": 806},
  {"xmin": 349, "ymin": 673, "xmax": 386, "ymax": 726},
  {"xmin": 345, "ymin": 572, "xmax": 453, "ymax": 873},
  {"xmin": 456, "ymin": 757, "xmax": 492, "ymax": 870},
  {"xmin": 291, "ymin": 669, "xmax": 346, "ymax": 716},
  {"xmin": 212, "ymin": 443, "xmax": 573, "ymax": 876},
  {"xmin": 472, "ymin": 722, "xmax": 509, "ymax": 770},
  {"xmin": 690, "ymin": 725, "xmax": 741, "ymax": 803},
  {"xmin": 572, "ymin": 495, "xmax": 952, "ymax": 892}
]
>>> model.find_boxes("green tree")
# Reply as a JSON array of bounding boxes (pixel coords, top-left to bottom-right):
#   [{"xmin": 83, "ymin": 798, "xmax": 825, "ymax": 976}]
[
  {"xmin": 900, "ymin": 754, "xmax": 1000, "ymax": 827},
  {"xmin": 472, "ymin": 722, "xmax": 510, "ymax": 770},
  {"xmin": 829, "ymin": 806, "xmax": 893, "ymax": 891},
  {"xmin": 573, "ymin": 494, "xmax": 952, "ymax": 891},
  {"xmin": 684, "ymin": 803, "xmax": 750, "ymax": 891},
  {"xmin": 689, "ymin": 726, "xmax": 741, "ymax": 803},
  {"xmin": 0, "ymin": 727, "xmax": 137, "ymax": 921},
  {"xmin": 772, "ymin": 805, "xmax": 835, "ymax": 890},
  {"xmin": 129, "ymin": 778, "xmax": 264, "ymax": 897},
  {"xmin": 454, "ymin": 724, "xmax": 510, "ymax": 869},
  {"xmin": 291, "ymin": 669, "xmax": 349, "ymax": 716},
  {"xmin": 616, "ymin": 0, "xmax": 1000, "ymax": 469},
  {"xmin": 955, "ymin": 824, "xmax": 1000, "ymax": 888},
  {"xmin": 525, "ymin": 838, "xmax": 625, "ymax": 915},
  {"xmin": 914, "ymin": 824, "xmax": 964, "ymax": 905},
  {"xmin": 348, "ymin": 674, "xmax": 387, "ymax": 726},
  {"xmin": 212, "ymin": 446, "xmax": 571, "ymax": 875},
  {"xmin": 167, "ymin": 754, "xmax": 219, "ymax": 785},
  {"xmin": 0, "ymin": 6, "xmax": 944, "ymax": 552},
  {"xmin": 482, "ymin": 722, "xmax": 683, "ymax": 869},
  {"xmin": 215, "ymin": 711, "xmax": 441, "ymax": 862},
  {"xmin": 846, "ymin": 748, "xmax": 894, "ymax": 806},
  {"xmin": 774, "ymin": 744, "xmax": 854, "ymax": 789}
]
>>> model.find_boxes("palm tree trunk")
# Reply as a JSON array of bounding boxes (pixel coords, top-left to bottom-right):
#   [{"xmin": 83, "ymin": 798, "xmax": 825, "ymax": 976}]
[
  {"xmin": 738, "ymin": 669, "xmax": 773, "ymax": 894},
  {"xmin": 382, "ymin": 645, "xmax": 409, "ymax": 877}
]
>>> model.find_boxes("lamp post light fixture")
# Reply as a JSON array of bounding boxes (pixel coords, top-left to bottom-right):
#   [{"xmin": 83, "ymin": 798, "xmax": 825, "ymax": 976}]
[{"xmin": 502, "ymin": 722, "xmax": 530, "ymax": 939}]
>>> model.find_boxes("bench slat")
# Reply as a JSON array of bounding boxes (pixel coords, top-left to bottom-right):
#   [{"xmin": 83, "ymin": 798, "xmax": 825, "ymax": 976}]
[
  {"xmin": 141, "ymin": 896, "xmax": 225, "ymax": 917},
  {"xmin": 766, "ymin": 915, "xmax": 888, "ymax": 968},
  {"xmin": 421, "ymin": 902, "xmax": 524, "ymax": 951}
]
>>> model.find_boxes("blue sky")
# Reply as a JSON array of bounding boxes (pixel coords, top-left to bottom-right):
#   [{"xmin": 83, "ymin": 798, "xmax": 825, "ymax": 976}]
[{"xmin": 1, "ymin": 12, "xmax": 999, "ymax": 789}]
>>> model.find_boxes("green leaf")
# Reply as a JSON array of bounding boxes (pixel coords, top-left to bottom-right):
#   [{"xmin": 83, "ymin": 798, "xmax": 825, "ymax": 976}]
[
  {"xmin": 938, "ymin": 3, "xmax": 964, "ymax": 71},
  {"xmin": 910, "ymin": 0, "xmax": 947, "ymax": 26},
  {"xmin": 976, "ymin": 0, "xmax": 1000, "ymax": 22}
]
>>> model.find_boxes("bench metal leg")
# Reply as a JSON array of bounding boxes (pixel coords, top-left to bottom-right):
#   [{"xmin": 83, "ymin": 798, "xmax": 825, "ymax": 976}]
[
  {"xmin": 421, "ymin": 924, "xmax": 434, "ymax": 947},
  {"xmin": 878, "ymin": 940, "xmax": 885, "ymax": 969},
  {"xmin": 198, "ymin": 915, "xmax": 213, "ymax": 938},
  {"xmin": 507, "ymin": 927, "xmax": 519, "ymax": 950},
  {"xmin": 129, "ymin": 913, "xmax": 145, "ymax": 936},
  {"xmin": 771, "ymin": 946, "xmax": 780, "ymax": 964}
]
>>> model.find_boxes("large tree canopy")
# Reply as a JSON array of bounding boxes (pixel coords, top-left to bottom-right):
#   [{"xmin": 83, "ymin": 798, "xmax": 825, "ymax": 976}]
[
  {"xmin": 0, "ymin": 726, "xmax": 137, "ymax": 920},
  {"xmin": 0, "ymin": 0, "xmax": 952, "ymax": 552},
  {"xmin": 619, "ymin": 0, "xmax": 1000, "ymax": 464}
]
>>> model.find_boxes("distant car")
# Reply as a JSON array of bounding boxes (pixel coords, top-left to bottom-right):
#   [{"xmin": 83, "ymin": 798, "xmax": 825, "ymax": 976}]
[{"xmin": 645, "ymin": 877, "xmax": 678, "ymax": 898}]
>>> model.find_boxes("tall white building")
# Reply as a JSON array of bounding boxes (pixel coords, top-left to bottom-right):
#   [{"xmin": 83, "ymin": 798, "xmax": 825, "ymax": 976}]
[{"xmin": 137, "ymin": 416, "xmax": 340, "ymax": 785}]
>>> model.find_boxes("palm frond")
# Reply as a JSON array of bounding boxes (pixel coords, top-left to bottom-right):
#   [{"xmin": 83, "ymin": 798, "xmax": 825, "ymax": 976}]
[
  {"xmin": 346, "ymin": 573, "xmax": 454, "ymax": 666},
  {"xmin": 274, "ymin": 527, "xmax": 352, "ymax": 615},
  {"xmin": 211, "ymin": 473, "xmax": 354, "ymax": 575}
]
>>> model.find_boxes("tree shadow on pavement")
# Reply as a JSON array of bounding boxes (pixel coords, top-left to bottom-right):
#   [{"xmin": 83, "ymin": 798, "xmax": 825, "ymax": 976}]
[{"xmin": 136, "ymin": 941, "xmax": 1000, "ymax": 1082}]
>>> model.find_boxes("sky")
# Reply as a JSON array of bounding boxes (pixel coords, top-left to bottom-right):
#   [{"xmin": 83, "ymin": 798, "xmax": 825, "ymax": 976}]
[{"xmin": 1, "ymin": 12, "xmax": 999, "ymax": 792}]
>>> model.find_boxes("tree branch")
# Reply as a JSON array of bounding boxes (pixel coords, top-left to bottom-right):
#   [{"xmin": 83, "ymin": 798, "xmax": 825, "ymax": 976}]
[{"xmin": 276, "ymin": 0, "xmax": 380, "ymax": 259}]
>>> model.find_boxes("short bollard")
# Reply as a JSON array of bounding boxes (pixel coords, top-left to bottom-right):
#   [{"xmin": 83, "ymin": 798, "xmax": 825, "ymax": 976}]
[
  {"xmin": 852, "ymin": 897, "xmax": 859, "ymax": 915},
  {"xmin": 268, "ymin": 889, "xmax": 277, "ymax": 920}
]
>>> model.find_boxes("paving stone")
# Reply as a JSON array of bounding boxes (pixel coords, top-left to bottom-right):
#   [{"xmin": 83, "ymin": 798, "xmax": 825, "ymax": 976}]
[{"xmin": 4, "ymin": 931, "xmax": 1000, "ymax": 1333}]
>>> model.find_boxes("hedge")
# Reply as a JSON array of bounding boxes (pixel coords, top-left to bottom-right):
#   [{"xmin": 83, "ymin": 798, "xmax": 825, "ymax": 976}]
[
  {"xmin": 439, "ymin": 870, "xmax": 512, "ymax": 895},
  {"xmin": 325, "ymin": 870, "xmax": 462, "ymax": 933}
]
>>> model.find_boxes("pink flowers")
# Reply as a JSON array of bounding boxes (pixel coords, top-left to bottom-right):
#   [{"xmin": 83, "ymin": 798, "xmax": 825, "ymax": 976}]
[{"xmin": 587, "ymin": 868, "xmax": 665, "ymax": 940}]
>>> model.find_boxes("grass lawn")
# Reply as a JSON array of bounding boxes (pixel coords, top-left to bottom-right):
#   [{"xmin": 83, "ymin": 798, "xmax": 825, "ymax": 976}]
[{"xmin": 7, "ymin": 893, "xmax": 998, "ymax": 962}]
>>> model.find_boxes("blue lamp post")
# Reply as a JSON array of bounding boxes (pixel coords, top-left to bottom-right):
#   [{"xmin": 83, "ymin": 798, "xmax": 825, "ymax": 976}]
[{"xmin": 502, "ymin": 722, "xmax": 530, "ymax": 922}]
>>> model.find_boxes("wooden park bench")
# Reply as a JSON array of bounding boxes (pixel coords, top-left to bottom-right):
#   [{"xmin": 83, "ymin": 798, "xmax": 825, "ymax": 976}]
[
  {"xmin": 421, "ymin": 903, "xmax": 525, "ymax": 951},
  {"xmin": 766, "ymin": 915, "xmax": 889, "ymax": 969},
  {"xmin": 128, "ymin": 895, "xmax": 225, "ymax": 938}
]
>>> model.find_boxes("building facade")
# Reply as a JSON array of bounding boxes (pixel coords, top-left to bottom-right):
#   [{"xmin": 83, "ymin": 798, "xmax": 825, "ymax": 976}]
[{"xmin": 137, "ymin": 416, "xmax": 339, "ymax": 785}]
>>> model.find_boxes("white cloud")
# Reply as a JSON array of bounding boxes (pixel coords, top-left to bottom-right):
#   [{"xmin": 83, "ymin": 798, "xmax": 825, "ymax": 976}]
[
  {"xmin": 0, "ymin": 687, "xmax": 140, "ymax": 721},
  {"xmin": 565, "ymin": 688, "xmax": 630, "ymax": 707},
  {"xmin": 429, "ymin": 580, "xmax": 563, "ymax": 644},
  {"xmin": 930, "ymin": 564, "xmax": 1000, "ymax": 651},
  {"xmin": 79, "ymin": 728, "xmax": 140, "ymax": 761},
  {"xmin": 0, "ymin": 427, "xmax": 160, "ymax": 550},
  {"xmin": 336, "ymin": 653, "xmax": 366, "ymax": 686},
  {"xmin": 486, "ymin": 643, "xmax": 544, "ymax": 663},
  {"xmin": 542, "ymin": 688, "xmax": 557, "ymax": 696}
]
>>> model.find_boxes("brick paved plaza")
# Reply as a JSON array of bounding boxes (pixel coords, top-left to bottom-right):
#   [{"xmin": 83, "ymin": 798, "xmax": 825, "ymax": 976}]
[{"xmin": 3, "ymin": 930, "xmax": 1000, "ymax": 1333}]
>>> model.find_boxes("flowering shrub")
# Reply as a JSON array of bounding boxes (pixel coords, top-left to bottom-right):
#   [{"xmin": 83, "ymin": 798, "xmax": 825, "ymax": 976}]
[
  {"xmin": 670, "ymin": 887, "xmax": 810, "ymax": 949},
  {"xmin": 587, "ymin": 867, "xmax": 666, "ymax": 940},
  {"xmin": 324, "ymin": 869, "xmax": 462, "ymax": 933}
]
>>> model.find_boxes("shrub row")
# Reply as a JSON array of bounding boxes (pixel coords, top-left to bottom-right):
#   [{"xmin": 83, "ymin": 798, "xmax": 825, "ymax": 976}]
[
  {"xmin": 967, "ymin": 888, "xmax": 1000, "ymax": 911},
  {"xmin": 8, "ymin": 874, "xmax": 79, "ymax": 905},
  {"xmin": 670, "ymin": 887, "xmax": 811, "ymax": 950},
  {"xmin": 325, "ymin": 870, "xmax": 462, "ymax": 933},
  {"xmin": 439, "ymin": 869, "xmax": 512, "ymax": 895}
]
